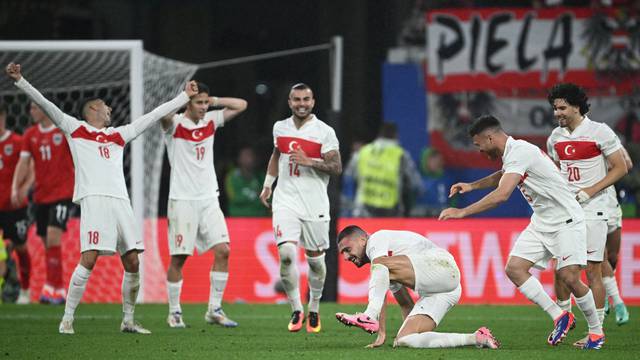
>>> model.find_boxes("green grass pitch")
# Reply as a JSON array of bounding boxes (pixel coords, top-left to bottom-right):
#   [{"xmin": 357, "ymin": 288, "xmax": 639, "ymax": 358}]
[{"xmin": 1, "ymin": 303, "xmax": 638, "ymax": 359}]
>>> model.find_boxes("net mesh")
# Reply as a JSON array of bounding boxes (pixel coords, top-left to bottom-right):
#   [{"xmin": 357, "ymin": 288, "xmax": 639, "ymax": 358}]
[{"xmin": 0, "ymin": 46, "xmax": 196, "ymax": 302}]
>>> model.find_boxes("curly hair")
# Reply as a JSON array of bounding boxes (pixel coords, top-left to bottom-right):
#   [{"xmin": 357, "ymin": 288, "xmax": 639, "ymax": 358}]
[{"xmin": 547, "ymin": 83, "xmax": 590, "ymax": 115}]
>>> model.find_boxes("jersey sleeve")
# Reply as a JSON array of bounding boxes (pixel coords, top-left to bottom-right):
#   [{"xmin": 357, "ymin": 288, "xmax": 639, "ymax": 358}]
[
  {"xmin": 163, "ymin": 114, "xmax": 179, "ymax": 135},
  {"xmin": 119, "ymin": 91, "xmax": 190, "ymax": 143},
  {"xmin": 596, "ymin": 123, "xmax": 622, "ymax": 157},
  {"xmin": 365, "ymin": 233, "xmax": 390, "ymax": 261},
  {"xmin": 546, "ymin": 135, "xmax": 558, "ymax": 162},
  {"xmin": 321, "ymin": 126, "xmax": 339, "ymax": 154},
  {"xmin": 272, "ymin": 122, "xmax": 280, "ymax": 148},
  {"xmin": 502, "ymin": 143, "xmax": 532, "ymax": 176},
  {"xmin": 209, "ymin": 110, "xmax": 225, "ymax": 130},
  {"xmin": 15, "ymin": 78, "xmax": 81, "ymax": 135},
  {"xmin": 19, "ymin": 129, "xmax": 33, "ymax": 158}
]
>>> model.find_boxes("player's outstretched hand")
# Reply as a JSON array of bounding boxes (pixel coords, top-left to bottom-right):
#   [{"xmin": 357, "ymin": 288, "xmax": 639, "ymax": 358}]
[
  {"xmin": 259, "ymin": 187, "xmax": 272, "ymax": 208},
  {"xmin": 365, "ymin": 332, "xmax": 386, "ymax": 348},
  {"xmin": 185, "ymin": 80, "xmax": 198, "ymax": 97},
  {"xmin": 5, "ymin": 62, "xmax": 22, "ymax": 81},
  {"xmin": 449, "ymin": 182, "xmax": 473, "ymax": 198},
  {"xmin": 438, "ymin": 207, "xmax": 465, "ymax": 220}
]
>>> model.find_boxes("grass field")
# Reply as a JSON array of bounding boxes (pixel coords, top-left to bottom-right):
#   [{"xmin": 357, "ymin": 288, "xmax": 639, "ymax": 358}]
[{"xmin": 1, "ymin": 303, "xmax": 638, "ymax": 359}]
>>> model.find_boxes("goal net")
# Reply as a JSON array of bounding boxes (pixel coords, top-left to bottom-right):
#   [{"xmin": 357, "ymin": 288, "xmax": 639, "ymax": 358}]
[{"xmin": 0, "ymin": 41, "xmax": 197, "ymax": 302}]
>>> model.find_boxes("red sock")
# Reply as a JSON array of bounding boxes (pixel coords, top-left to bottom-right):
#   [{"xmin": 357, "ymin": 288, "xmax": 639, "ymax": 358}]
[
  {"xmin": 16, "ymin": 249, "xmax": 31, "ymax": 289},
  {"xmin": 46, "ymin": 245, "xmax": 63, "ymax": 288}
]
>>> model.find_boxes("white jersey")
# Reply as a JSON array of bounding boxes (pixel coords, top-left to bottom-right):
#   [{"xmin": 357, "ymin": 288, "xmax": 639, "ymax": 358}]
[
  {"xmin": 547, "ymin": 117, "xmax": 622, "ymax": 218},
  {"xmin": 16, "ymin": 77, "xmax": 189, "ymax": 203},
  {"xmin": 164, "ymin": 111, "xmax": 225, "ymax": 200},
  {"xmin": 502, "ymin": 136, "xmax": 584, "ymax": 232},
  {"xmin": 272, "ymin": 115, "xmax": 339, "ymax": 221},
  {"xmin": 365, "ymin": 230, "xmax": 440, "ymax": 261}
]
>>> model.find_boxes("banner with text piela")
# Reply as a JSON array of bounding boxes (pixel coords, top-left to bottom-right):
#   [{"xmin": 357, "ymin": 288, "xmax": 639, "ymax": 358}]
[{"xmin": 425, "ymin": 7, "xmax": 640, "ymax": 167}]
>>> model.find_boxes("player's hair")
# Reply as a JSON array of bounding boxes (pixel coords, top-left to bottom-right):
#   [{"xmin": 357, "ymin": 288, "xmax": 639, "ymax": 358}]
[
  {"xmin": 81, "ymin": 98, "xmax": 102, "ymax": 119},
  {"xmin": 0, "ymin": 102, "xmax": 7, "ymax": 115},
  {"xmin": 468, "ymin": 115, "xmax": 503, "ymax": 137},
  {"xmin": 547, "ymin": 83, "xmax": 590, "ymax": 115},
  {"xmin": 378, "ymin": 122, "xmax": 397, "ymax": 139},
  {"xmin": 196, "ymin": 81, "xmax": 210, "ymax": 96},
  {"xmin": 290, "ymin": 82, "xmax": 312, "ymax": 92},
  {"xmin": 337, "ymin": 225, "xmax": 367, "ymax": 244}
]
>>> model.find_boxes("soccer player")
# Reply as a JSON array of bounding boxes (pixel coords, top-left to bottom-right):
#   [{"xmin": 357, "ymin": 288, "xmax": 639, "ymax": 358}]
[
  {"xmin": 6, "ymin": 62, "xmax": 198, "ymax": 334},
  {"xmin": 335, "ymin": 226, "xmax": 500, "ymax": 350},
  {"xmin": 259, "ymin": 83, "xmax": 341, "ymax": 333},
  {"xmin": 439, "ymin": 115, "xmax": 605, "ymax": 349},
  {"xmin": 546, "ymin": 83, "xmax": 628, "ymax": 342},
  {"xmin": 0, "ymin": 102, "xmax": 32, "ymax": 304},
  {"xmin": 161, "ymin": 82, "xmax": 247, "ymax": 328},
  {"xmin": 11, "ymin": 102, "xmax": 75, "ymax": 305}
]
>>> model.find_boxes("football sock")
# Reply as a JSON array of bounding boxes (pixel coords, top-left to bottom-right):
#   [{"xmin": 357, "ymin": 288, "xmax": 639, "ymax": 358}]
[
  {"xmin": 64, "ymin": 265, "xmax": 91, "ymax": 321},
  {"xmin": 167, "ymin": 280, "xmax": 183, "ymax": 314},
  {"xmin": 556, "ymin": 298, "xmax": 572, "ymax": 312},
  {"xmin": 364, "ymin": 263, "xmax": 390, "ymax": 320},
  {"xmin": 603, "ymin": 276, "xmax": 623, "ymax": 306},
  {"xmin": 396, "ymin": 332, "xmax": 475, "ymax": 348},
  {"xmin": 306, "ymin": 253, "xmax": 326, "ymax": 313},
  {"xmin": 209, "ymin": 271, "xmax": 228, "ymax": 311},
  {"xmin": 278, "ymin": 243, "xmax": 303, "ymax": 312},
  {"xmin": 596, "ymin": 308, "xmax": 605, "ymax": 326},
  {"xmin": 518, "ymin": 276, "xmax": 563, "ymax": 320},
  {"xmin": 575, "ymin": 289, "xmax": 603, "ymax": 335},
  {"xmin": 16, "ymin": 249, "xmax": 31, "ymax": 289},
  {"xmin": 122, "ymin": 271, "xmax": 140, "ymax": 323},
  {"xmin": 46, "ymin": 245, "xmax": 63, "ymax": 288}
]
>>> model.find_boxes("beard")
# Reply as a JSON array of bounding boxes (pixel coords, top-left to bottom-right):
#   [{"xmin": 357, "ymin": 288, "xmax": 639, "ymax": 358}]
[{"xmin": 485, "ymin": 147, "xmax": 500, "ymax": 160}]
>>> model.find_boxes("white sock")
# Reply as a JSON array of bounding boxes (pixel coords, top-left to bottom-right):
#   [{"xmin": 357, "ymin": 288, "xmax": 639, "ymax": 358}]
[
  {"xmin": 556, "ymin": 298, "xmax": 572, "ymax": 312},
  {"xmin": 208, "ymin": 271, "xmax": 228, "ymax": 311},
  {"xmin": 306, "ymin": 253, "xmax": 326, "ymax": 313},
  {"xmin": 596, "ymin": 308, "xmax": 605, "ymax": 325},
  {"xmin": 603, "ymin": 276, "xmax": 623, "ymax": 306},
  {"xmin": 518, "ymin": 276, "xmax": 563, "ymax": 320},
  {"xmin": 278, "ymin": 243, "xmax": 303, "ymax": 312},
  {"xmin": 167, "ymin": 280, "xmax": 183, "ymax": 314},
  {"xmin": 63, "ymin": 265, "xmax": 91, "ymax": 321},
  {"xmin": 396, "ymin": 332, "xmax": 475, "ymax": 348},
  {"xmin": 122, "ymin": 272, "xmax": 140, "ymax": 323},
  {"xmin": 363, "ymin": 264, "xmax": 390, "ymax": 320},
  {"xmin": 575, "ymin": 290, "xmax": 603, "ymax": 335}
]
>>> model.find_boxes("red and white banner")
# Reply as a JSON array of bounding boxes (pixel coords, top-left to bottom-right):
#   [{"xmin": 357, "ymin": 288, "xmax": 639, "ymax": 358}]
[{"xmin": 19, "ymin": 218, "xmax": 640, "ymax": 305}]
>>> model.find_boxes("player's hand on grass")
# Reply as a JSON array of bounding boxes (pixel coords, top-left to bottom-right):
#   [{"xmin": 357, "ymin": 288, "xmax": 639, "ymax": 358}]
[
  {"xmin": 5, "ymin": 62, "xmax": 22, "ymax": 81},
  {"xmin": 259, "ymin": 187, "xmax": 272, "ymax": 208},
  {"xmin": 184, "ymin": 80, "xmax": 198, "ymax": 97},
  {"xmin": 449, "ymin": 182, "xmax": 473, "ymax": 198},
  {"xmin": 290, "ymin": 148, "xmax": 312, "ymax": 166},
  {"xmin": 438, "ymin": 207, "xmax": 465, "ymax": 220},
  {"xmin": 365, "ymin": 332, "xmax": 386, "ymax": 348}
]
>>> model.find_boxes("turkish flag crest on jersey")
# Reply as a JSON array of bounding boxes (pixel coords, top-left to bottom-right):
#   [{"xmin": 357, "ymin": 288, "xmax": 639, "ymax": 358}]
[{"xmin": 276, "ymin": 136, "xmax": 322, "ymax": 159}]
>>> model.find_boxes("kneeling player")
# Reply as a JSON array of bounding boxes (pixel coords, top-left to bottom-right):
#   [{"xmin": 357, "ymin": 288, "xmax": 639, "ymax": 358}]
[{"xmin": 335, "ymin": 226, "xmax": 499, "ymax": 350}]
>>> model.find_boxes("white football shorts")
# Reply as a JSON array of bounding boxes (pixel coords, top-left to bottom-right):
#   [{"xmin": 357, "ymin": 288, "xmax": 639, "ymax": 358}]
[
  {"xmin": 80, "ymin": 195, "xmax": 143, "ymax": 255},
  {"xmin": 272, "ymin": 208, "xmax": 329, "ymax": 251},
  {"xmin": 168, "ymin": 198, "xmax": 229, "ymax": 256},
  {"xmin": 607, "ymin": 204, "xmax": 622, "ymax": 234}
]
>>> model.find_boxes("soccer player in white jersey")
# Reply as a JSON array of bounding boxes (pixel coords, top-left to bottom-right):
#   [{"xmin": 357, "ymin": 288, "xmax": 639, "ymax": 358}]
[
  {"xmin": 160, "ymin": 82, "xmax": 247, "ymax": 329},
  {"xmin": 438, "ymin": 115, "xmax": 605, "ymax": 349},
  {"xmin": 335, "ymin": 226, "xmax": 500, "ymax": 350},
  {"xmin": 259, "ymin": 83, "xmax": 341, "ymax": 333},
  {"xmin": 6, "ymin": 62, "xmax": 198, "ymax": 335},
  {"xmin": 601, "ymin": 147, "xmax": 631, "ymax": 325},
  {"xmin": 546, "ymin": 83, "xmax": 628, "ymax": 344}
]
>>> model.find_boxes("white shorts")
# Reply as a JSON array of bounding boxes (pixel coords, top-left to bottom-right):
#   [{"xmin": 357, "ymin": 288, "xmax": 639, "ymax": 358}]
[
  {"xmin": 511, "ymin": 220, "xmax": 586, "ymax": 270},
  {"xmin": 80, "ymin": 196, "xmax": 143, "ymax": 256},
  {"xmin": 408, "ymin": 250, "xmax": 460, "ymax": 297},
  {"xmin": 273, "ymin": 209, "xmax": 329, "ymax": 251},
  {"xmin": 586, "ymin": 219, "xmax": 607, "ymax": 262},
  {"xmin": 407, "ymin": 284, "xmax": 461, "ymax": 326},
  {"xmin": 607, "ymin": 205, "xmax": 622, "ymax": 234},
  {"xmin": 168, "ymin": 198, "xmax": 229, "ymax": 256}
]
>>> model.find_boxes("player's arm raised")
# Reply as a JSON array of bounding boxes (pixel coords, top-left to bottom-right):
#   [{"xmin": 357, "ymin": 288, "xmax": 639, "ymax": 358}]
[
  {"xmin": 260, "ymin": 148, "xmax": 280, "ymax": 208},
  {"xmin": 449, "ymin": 170, "xmax": 503, "ymax": 198},
  {"xmin": 440, "ymin": 172, "xmax": 519, "ymax": 220},
  {"xmin": 7, "ymin": 63, "xmax": 77, "ymax": 134},
  {"xmin": 213, "ymin": 96, "xmax": 248, "ymax": 123},
  {"xmin": 160, "ymin": 113, "xmax": 176, "ymax": 132}
]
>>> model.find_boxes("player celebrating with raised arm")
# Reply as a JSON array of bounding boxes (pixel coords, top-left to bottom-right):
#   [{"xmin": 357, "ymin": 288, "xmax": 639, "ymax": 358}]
[
  {"xmin": 6, "ymin": 62, "xmax": 198, "ymax": 335},
  {"xmin": 161, "ymin": 82, "xmax": 247, "ymax": 329},
  {"xmin": 259, "ymin": 83, "xmax": 341, "ymax": 333},
  {"xmin": 336, "ymin": 226, "xmax": 500, "ymax": 350},
  {"xmin": 546, "ymin": 83, "xmax": 628, "ymax": 344},
  {"xmin": 11, "ymin": 102, "xmax": 75, "ymax": 305},
  {"xmin": 439, "ymin": 115, "xmax": 605, "ymax": 350}
]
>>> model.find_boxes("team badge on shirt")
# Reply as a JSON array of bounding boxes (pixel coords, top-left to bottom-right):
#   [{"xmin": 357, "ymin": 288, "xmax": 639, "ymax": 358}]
[
  {"xmin": 53, "ymin": 133, "xmax": 63, "ymax": 146},
  {"xmin": 4, "ymin": 144, "xmax": 13, "ymax": 156}
]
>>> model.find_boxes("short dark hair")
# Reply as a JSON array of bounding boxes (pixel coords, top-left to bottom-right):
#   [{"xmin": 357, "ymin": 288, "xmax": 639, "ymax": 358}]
[
  {"xmin": 547, "ymin": 83, "xmax": 590, "ymax": 115},
  {"xmin": 379, "ymin": 122, "xmax": 397, "ymax": 139},
  {"xmin": 337, "ymin": 225, "xmax": 366, "ymax": 245},
  {"xmin": 468, "ymin": 115, "xmax": 503, "ymax": 137},
  {"xmin": 0, "ymin": 102, "xmax": 7, "ymax": 115},
  {"xmin": 196, "ymin": 81, "xmax": 210, "ymax": 96}
]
